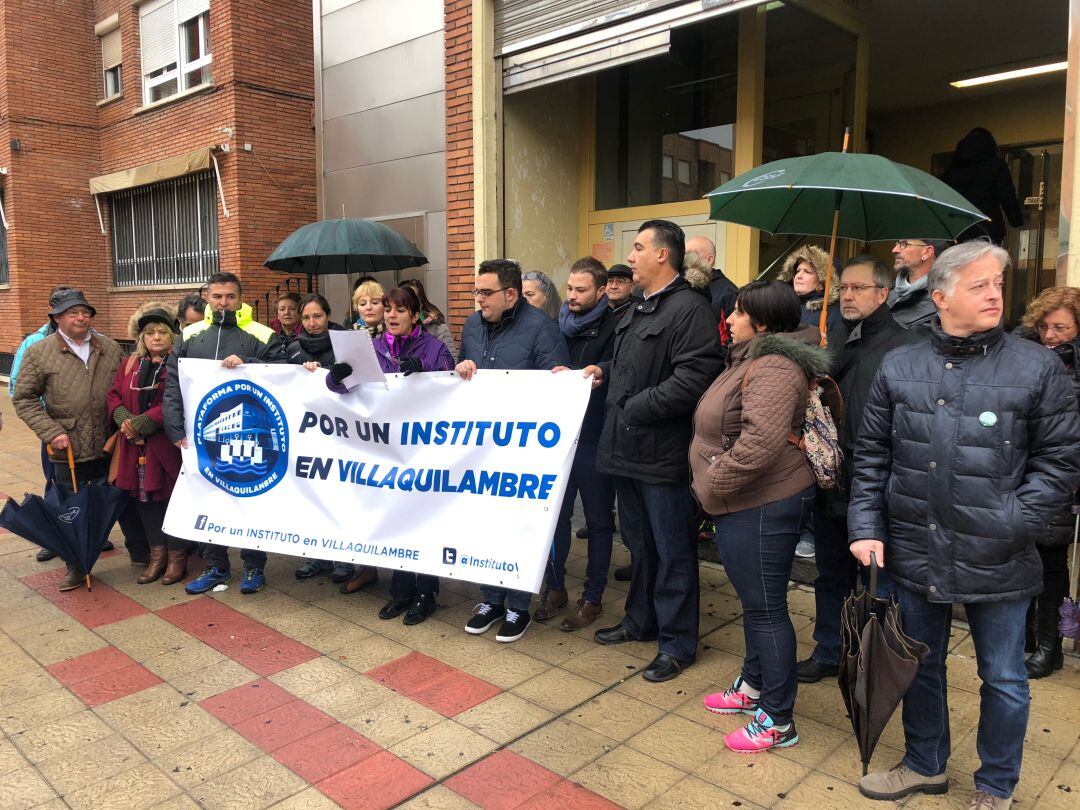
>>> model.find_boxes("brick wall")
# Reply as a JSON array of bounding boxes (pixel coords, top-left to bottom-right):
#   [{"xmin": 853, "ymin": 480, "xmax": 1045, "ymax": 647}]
[
  {"xmin": 0, "ymin": 0, "xmax": 316, "ymax": 356},
  {"xmin": 444, "ymin": 0, "xmax": 474, "ymax": 335}
]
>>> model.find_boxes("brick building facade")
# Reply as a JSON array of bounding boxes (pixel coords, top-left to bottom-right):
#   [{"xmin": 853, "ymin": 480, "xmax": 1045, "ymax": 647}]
[
  {"xmin": 0, "ymin": 0, "xmax": 316, "ymax": 365},
  {"xmin": 443, "ymin": 0, "xmax": 474, "ymax": 333}
]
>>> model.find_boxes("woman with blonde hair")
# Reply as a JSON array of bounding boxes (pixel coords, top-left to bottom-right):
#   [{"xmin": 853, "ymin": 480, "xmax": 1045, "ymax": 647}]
[
  {"xmin": 1019, "ymin": 285, "xmax": 1080, "ymax": 678},
  {"xmin": 106, "ymin": 302, "xmax": 190, "ymax": 585},
  {"xmin": 778, "ymin": 244, "xmax": 841, "ymax": 331},
  {"xmin": 352, "ymin": 280, "xmax": 386, "ymax": 336}
]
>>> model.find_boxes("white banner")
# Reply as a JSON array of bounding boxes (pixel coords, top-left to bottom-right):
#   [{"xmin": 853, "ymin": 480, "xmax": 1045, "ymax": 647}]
[{"xmin": 163, "ymin": 359, "xmax": 591, "ymax": 593}]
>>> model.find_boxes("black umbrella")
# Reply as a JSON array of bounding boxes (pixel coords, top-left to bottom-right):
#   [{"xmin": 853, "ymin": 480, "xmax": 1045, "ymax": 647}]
[
  {"xmin": 0, "ymin": 453, "xmax": 129, "ymax": 590},
  {"xmin": 838, "ymin": 553, "xmax": 929, "ymax": 776}
]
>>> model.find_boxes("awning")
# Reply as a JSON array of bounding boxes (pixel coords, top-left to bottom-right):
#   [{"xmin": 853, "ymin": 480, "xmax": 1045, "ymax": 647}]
[{"xmin": 88, "ymin": 147, "xmax": 212, "ymax": 194}]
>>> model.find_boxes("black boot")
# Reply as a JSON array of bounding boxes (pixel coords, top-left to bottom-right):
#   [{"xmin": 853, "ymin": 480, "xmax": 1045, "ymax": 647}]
[{"xmin": 1026, "ymin": 597, "xmax": 1064, "ymax": 679}]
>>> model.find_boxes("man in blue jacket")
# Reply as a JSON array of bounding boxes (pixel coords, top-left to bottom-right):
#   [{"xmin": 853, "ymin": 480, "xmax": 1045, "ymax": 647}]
[
  {"xmin": 457, "ymin": 259, "xmax": 568, "ymax": 643},
  {"xmin": 849, "ymin": 241, "xmax": 1080, "ymax": 808}
]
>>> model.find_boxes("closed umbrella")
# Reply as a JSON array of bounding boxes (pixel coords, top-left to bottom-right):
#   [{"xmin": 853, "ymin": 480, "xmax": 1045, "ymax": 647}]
[
  {"xmin": 838, "ymin": 553, "xmax": 929, "ymax": 776},
  {"xmin": 706, "ymin": 130, "xmax": 989, "ymax": 343},
  {"xmin": 1059, "ymin": 505, "xmax": 1080, "ymax": 651}
]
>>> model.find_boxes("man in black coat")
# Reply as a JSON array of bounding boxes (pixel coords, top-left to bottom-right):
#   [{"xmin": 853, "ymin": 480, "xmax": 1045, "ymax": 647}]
[
  {"xmin": 582, "ymin": 220, "xmax": 723, "ymax": 682},
  {"xmin": 797, "ymin": 255, "xmax": 918, "ymax": 685},
  {"xmin": 686, "ymin": 235, "xmax": 738, "ymax": 334},
  {"xmin": 539, "ymin": 257, "xmax": 619, "ymax": 631},
  {"xmin": 848, "ymin": 242, "xmax": 1080, "ymax": 807}
]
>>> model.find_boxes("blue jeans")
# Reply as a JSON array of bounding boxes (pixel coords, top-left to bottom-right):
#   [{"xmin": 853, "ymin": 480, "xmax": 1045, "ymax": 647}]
[
  {"xmin": 810, "ymin": 511, "xmax": 894, "ymax": 666},
  {"xmin": 714, "ymin": 486, "xmax": 815, "ymax": 725},
  {"xmin": 616, "ymin": 476, "xmax": 698, "ymax": 661},
  {"xmin": 480, "ymin": 585, "xmax": 532, "ymax": 613},
  {"xmin": 895, "ymin": 584, "xmax": 1029, "ymax": 799},
  {"xmin": 548, "ymin": 442, "xmax": 615, "ymax": 604}
]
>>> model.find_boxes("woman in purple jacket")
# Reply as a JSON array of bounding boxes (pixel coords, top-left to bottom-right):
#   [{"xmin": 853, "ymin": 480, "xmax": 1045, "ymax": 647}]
[{"xmin": 330, "ymin": 286, "xmax": 453, "ymax": 623}]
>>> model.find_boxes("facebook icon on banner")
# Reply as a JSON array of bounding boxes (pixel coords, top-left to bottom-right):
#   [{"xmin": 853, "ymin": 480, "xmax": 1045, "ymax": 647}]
[{"xmin": 194, "ymin": 515, "xmax": 208, "ymax": 530}]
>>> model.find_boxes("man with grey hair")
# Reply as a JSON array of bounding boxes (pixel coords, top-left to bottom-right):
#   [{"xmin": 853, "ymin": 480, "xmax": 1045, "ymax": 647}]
[
  {"xmin": 797, "ymin": 254, "xmax": 918, "ymax": 684},
  {"xmin": 887, "ymin": 238, "xmax": 952, "ymax": 331},
  {"xmin": 848, "ymin": 240, "xmax": 1080, "ymax": 808}
]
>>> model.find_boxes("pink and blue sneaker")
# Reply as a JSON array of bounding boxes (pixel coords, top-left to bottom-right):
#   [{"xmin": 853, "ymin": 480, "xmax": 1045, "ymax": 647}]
[
  {"xmin": 703, "ymin": 676, "xmax": 759, "ymax": 716},
  {"xmin": 724, "ymin": 709, "xmax": 799, "ymax": 754}
]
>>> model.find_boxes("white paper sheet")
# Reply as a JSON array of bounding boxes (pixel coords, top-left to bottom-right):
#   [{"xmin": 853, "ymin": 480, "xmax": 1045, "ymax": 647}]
[{"xmin": 328, "ymin": 329, "xmax": 387, "ymax": 389}]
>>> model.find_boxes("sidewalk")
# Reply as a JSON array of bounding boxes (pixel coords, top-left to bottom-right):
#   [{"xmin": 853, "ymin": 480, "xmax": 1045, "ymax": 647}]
[{"xmin": 1, "ymin": 390, "xmax": 1077, "ymax": 809}]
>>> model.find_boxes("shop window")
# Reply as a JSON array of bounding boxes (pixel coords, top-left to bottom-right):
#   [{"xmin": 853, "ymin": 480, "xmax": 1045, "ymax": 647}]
[
  {"xmin": 100, "ymin": 26, "xmax": 122, "ymax": 99},
  {"xmin": 109, "ymin": 172, "xmax": 219, "ymax": 287},
  {"xmin": 0, "ymin": 191, "xmax": 8, "ymax": 285},
  {"xmin": 595, "ymin": 13, "xmax": 739, "ymax": 210},
  {"xmin": 139, "ymin": 0, "xmax": 211, "ymax": 105}
]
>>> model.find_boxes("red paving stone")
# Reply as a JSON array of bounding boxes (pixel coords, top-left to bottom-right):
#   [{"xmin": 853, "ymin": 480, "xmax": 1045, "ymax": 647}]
[
  {"xmin": 316, "ymin": 749, "xmax": 434, "ymax": 810},
  {"xmin": 21, "ymin": 569, "xmax": 149, "ymax": 628},
  {"xmin": 272, "ymin": 723, "xmax": 381, "ymax": 784},
  {"xmin": 200, "ymin": 678, "xmax": 294, "ymax": 726},
  {"xmin": 46, "ymin": 647, "xmax": 162, "ymax": 707},
  {"xmin": 518, "ymin": 779, "xmax": 624, "ymax": 809},
  {"xmin": 158, "ymin": 596, "xmax": 319, "ymax": 676},
  {"xmin": 445, "ymin": 749, "xmax": 563, "ymax": 810},
  {"xmin": 231, "ymin": 698, "xmax": 337, "ymax": 752},
  {"xmin": 366, "ymin": 652, "xmax": 502, "ymax": 717}
]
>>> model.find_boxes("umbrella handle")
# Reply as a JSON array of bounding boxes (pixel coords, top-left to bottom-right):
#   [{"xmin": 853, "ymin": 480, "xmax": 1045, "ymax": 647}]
[
  {"xmin": 868, "ymin": 550, "xmax": 879, "ymax": 599},
  {"xmin": 65, "ymin": 445, "xmax": 77, "ymax": 494},
  {"xmin": 1070, "ymin": 511, "xmax": 1079, "ymax": 603}
]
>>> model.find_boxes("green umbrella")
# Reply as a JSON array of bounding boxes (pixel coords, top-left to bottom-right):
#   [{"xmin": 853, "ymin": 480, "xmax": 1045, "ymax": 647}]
[
  {"xmin": 706, "ymin": 133, "xmax": 988, "ymax": 343},
  {"xmin": 265, "ymin": 218, "xmax": 428, "ymax": 279}
]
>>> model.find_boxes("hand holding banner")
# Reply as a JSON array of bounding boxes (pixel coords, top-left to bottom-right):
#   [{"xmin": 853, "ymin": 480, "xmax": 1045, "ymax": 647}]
[{"xmin": 163, "ymin": 360, "xmax": 591, "ymax": 593}]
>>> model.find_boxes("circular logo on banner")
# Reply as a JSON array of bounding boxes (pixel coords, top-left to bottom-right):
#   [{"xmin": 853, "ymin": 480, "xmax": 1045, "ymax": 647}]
[
  {"xmin": 743, "ymin": 168, "xmax": 786, "ymax": 188},
  {"xmin": 193, "ymin": 380, "xmax": 289, "ymax": 497}
]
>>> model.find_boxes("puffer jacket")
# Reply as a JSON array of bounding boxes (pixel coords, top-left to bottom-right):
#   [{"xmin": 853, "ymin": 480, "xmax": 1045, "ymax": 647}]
[
  {"xmin": 163, "ymin": 303, "xmax": 286, "ymax": 442},
  {"xmin": 13, "ymin": 331, "xmax": 123, "ymax": 462},
  {"xmin": 690, "ymin": 327, "xmax": 828, "ymax": 515},
  {"xmin": 597, "ymin": 275, "xmax": 723, "ymax": 485},
  {"xmin": 848, "ymin": 320, "xmax": 1080, "ymax": 603},
  {"xmin": 459, "ymin": 299, "xmax": 568, "ymax": 371},
  {"xmin": 8, "ymin": 322, "xmax": 51, "ymax": 394}
]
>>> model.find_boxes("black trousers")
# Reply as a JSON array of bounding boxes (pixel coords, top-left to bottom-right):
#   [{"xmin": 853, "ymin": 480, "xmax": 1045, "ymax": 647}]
[
  {"xmin": 390, "ymin": 570, "xmax": 439, "ymax": 599},
  {"xmin": 135, "ymin": 498, "xmax": 190, "ymax": 553}
]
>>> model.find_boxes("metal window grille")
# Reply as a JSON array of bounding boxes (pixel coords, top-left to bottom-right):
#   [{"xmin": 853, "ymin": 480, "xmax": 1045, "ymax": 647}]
[
  {"xmin": 109, "ymin": 172, "xmax": 218, "ymax": 286},
  {"xmin": 0, "ymin": 191, "xmax": 8, "ymax": 285}
]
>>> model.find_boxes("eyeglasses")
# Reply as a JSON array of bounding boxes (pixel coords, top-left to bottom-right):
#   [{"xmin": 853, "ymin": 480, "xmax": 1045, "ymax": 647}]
[
  {"xmin": 1036, "ymin": 322, "xmax": 1077, "ymax": 334},
  {"xmin": 129, "ymin": 357, "xmax": 165, "ymax": 391},
  {"xmin": 894, "ymin": 240, "xmax": 929, "ymax": 249},
  {"xmin": 838, "ymin": 283, "xmax": 884, "ymax": 294},
  {"xmin": 62, "ymin": 307, "xmax": 93, "ymax": 318},
  {"xmin": 473, "ymin": 287, "xmax": 510, "ymax": 299}
]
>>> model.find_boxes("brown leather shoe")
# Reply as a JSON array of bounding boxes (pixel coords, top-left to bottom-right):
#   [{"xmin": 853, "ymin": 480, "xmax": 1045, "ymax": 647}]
[
  {"xmin": 339, "ymin": 566, "xmax": 378, "ymax": 594},
  {"xmin": 58, "ymin": 568, "xmax": 86, "ymax": 592},
  {"xmin": 162, "ymin": 549, "xmax": 188, "ymax": 586},
  {"xmin": 138, "ymin": 546, "xmax": 167, "ymax": 584},
  {"xmin": 560, "ymin": 599, "xmax": 602, "ymax": 631},
  {"xmin": 534, "ymin": 587, "xmax": 568, "ymax": 622}
]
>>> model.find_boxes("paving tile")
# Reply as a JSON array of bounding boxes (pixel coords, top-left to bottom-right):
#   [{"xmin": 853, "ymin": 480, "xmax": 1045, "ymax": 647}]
[
  {"xmin": 200, "ymin": 678, "xmax": 296, "ymax": 726},
  {"xmin": 46, "ymin": 645, "xmax": 134, "ymax": 684},
  {"xmin": 510, "ymin": 667, "xmax": 604, "ymax": 713},
  {"xmin": 0, "ymin": 687, "xmax": 86, "ymax": 735},
  {"xmin": 156, "ymin": 727, "xmax": 264, "ymax": 789},
  {"xmin": 694, "ymin": 745, "xmax": 811, "ymax": 807},
  {"xmin": 397, "ymin": 784, "xmax": 481, "ymax": 809},
  {"xmin": 625, "ymin": 714, "xmax": 722, "ymax": 772},
  {"xmin": 335, "ymin": 635, "xmax": 413, "ymax": 673},
  {"xmin": 304, "ymin": 674, "xmax": 398, "ymax": 721},
  {"xmin": 573, "ymin": 744, "xmax": 686, "ymax": 809},
  {"xmin": 62, "ymin": 761, "xmax": 180, "ymax": 809},
  {"xmin": 170, "ymin": 658, "xmax": 257, "ymax": 701},
  {"xmin": 460, "ymin": 648, "xmax": 549, "ymax": 690},
  {"xmin": 232, "ymin": 698, "xmax": 338, "ymax": 752},
  {"xmin": 1038, "ymin": 759, "xmax": 1080, "ymax": 809},
  {"xmin": 12, "ymin": 709, "xmax": 113, "ymax": 764},
  {"xmin": 455, "ymin": 691, "xmax": 556, "ymax": 745},
  {"xmin": 316, "ymin": 749, "xmax": 434, "ymax": 809},
  {"xmin": 773, "ymin": 770, "xmax": 873, "ymax": 808},
  {"xmin": 512, "ymin": 628, "xmax": 599, "ymax": 667},
  {"xmin": 519, "ymin": 778, "xmax": 625, "ymax": 809},
  {"xmin": 271, "ymin": 722, "xmax": 381, "ymax": 784},
  {"xmin": 91, "ymin": 682, "xmax": 189, "ymax": 729},
  {"xmin": 445, "ymin": 749, "xmax": 561, "ymax": 809},
  {"xmin": 120, "ymin": 702, "xmax": 227, "ymax": 758},
  {"xmin": 269, "ymin": 656, "xmax": 357, "ymax": 697},
  {"xmin": 46, "ymin": 647, "xmax": 163, "ymax": 707},
  {"xmin": 509, "ymin": 716, "xmax": 617, "ymax": 776},
  {"xmin": 567, "ymin": 691, "xmax": 666, "ymax": 742},
  {"xmin": 561, "ymin": 645, "xmax": 644, "ymax": 685},
  {"xmin": 141, "ymin": 640, "xmax": 228, "ymax": 681},
  {"xmin": 366, "ymin": 651, "xmax": 457, "ymax": 694},
  {"xmin": 0, "ymin": 766, "xmax": 59, "ymax": 807},
  {"xmin": 345, "ymin": 694, "xmax": 446, "ymax": 749},
  {"xmin": 36, "ymin": 733, "xmax": 145, "ymax": 797},
  {"xmin": 408, "ymin": 670, "xmax": 503, "ymax": 718},
  {"xmin": 389, "ymin": 719, "xmax": 499, "ymax": 779},
  {"xmin": 0, "ymin": 738, "xmax": 27, "ymax": 776},
  {"xmin": 273, "ymin": 786, "xmax": 346, "ymax": 809},
  {"xmin": 8, "ymin": 617, "xmax": 107, "ymax": 667},
  {"xmin": 191, "ymin": 754, "xmax": 309, "ymax": 810},
  {"xmin": 949, "ymin": 728, "xmax": 1062, "ymax": 801},
  {"xmin": 22, "ymin": 572, "xmax": 149, "ymax": 628},
  {"xmin": 643, "ymin": 774, "xmax": 758, "ymax": 809}
]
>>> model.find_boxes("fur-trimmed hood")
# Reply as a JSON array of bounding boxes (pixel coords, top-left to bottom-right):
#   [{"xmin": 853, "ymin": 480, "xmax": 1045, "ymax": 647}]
[
  {"xmin": 127, "ymin": 301, "xmax": 177, "ymax": 340},
  {"xmin": 746, "ymin": 329, "xmax": 831, "ymax": 378}
]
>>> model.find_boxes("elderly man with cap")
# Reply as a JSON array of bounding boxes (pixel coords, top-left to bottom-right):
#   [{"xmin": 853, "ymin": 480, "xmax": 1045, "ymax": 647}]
[
  {"xmin": 13, "ymin": 289, "xmax": 124, "ymax": 590},
  {"xmin": 605, "ymin": 264, "xmax": 636, "ymax": 316}
]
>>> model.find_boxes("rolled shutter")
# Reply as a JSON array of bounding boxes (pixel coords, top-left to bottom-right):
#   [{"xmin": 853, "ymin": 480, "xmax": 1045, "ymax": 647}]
[
  {"xmin": 101, "ymin": 28, "xmax": 122, "ymax": 70},
  {"xmin": 176, "ymin": 0, "xmax": 210, "ymax": 23},
  {"xmin": 140, "ymin": 0, "xmax": 177, "ymax": 75}
]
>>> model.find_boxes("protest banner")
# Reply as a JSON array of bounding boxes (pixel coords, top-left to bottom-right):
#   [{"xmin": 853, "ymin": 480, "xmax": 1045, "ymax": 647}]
[{"xmin": 163, "ymin": 359, "xmax": 592, "ymax": 592}]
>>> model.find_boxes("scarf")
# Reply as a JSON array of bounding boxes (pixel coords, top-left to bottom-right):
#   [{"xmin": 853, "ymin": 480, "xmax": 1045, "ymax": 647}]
[
  {"xmin": 297, "ymin": 329, "xmax": 333, "ymax": 361},
  {"xmin": 385, "ymin": 325, "xmax": 422, "ymax": 358},
  {"xmin": 558, "ymin": 296, "xmax": 608, "ymax": 338}
]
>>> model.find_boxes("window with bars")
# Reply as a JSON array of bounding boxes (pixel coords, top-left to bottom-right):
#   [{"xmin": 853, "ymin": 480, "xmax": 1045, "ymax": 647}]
[
  {"xmin": 139, "ymin": 0, "xmax": 211, "ymax": 105},
  {"xmin": 0, "ymin": 191, "xmax": 8, "ymax": 285},
  {"xmin": 109, "ymin": 172, "xmax": 219, "ymax": 287}
]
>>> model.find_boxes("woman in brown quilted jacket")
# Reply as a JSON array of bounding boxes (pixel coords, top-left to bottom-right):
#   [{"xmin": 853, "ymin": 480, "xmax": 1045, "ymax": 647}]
[{"xmin": 689, "ymin": 279, "xmax": 829, "ymax": 754}]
